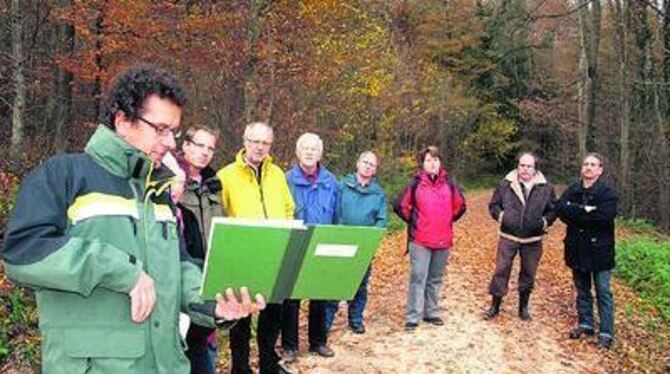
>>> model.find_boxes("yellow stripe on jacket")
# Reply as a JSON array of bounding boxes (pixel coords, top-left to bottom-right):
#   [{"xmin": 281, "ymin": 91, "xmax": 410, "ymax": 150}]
[{"xmin": 67, "ymin": 193, "xmax": 139, "ymax": 224}]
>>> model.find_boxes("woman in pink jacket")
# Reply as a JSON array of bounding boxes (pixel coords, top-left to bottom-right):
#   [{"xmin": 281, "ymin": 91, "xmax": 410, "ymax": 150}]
[{"xmin": 394, "ymin": 146, "xmax": 466, "ymax": 331}]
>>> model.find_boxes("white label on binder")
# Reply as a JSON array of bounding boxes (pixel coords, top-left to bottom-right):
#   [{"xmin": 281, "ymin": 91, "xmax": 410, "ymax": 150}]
[{"xmin": 314, "ymin": 244, "xmax": 358, "ymax": 257}]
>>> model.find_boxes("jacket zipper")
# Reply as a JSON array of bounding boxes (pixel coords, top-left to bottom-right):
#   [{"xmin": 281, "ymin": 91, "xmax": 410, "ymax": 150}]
[
  {"xmin": 259, "ymin": 184, "xmax": 268, "ymax": 218},
  {"xmin": 129, "ymin": 180, "xmax": 148, "ymax": 269},
  {"xmin": 253, "ymin": 166, "xmax": 269, "ymax": 218}
]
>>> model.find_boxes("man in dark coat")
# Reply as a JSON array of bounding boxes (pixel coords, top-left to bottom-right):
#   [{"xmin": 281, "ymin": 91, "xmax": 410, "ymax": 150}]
[
  {"xmin": 485, "ymin": 153, "xmax": 557, "ymax": 321},
  {"xmin": 556, "ymin": 152, "xmax": 617, "ymax": 350}
]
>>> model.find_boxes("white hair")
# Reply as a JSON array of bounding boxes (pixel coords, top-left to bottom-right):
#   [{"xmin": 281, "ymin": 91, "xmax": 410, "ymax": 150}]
[
  {"xmin": 243, "ymin": 122, "xmax": 274, "ymax": 141},
  {"xmin": 295, "ymin": 132, "xmax": 323, "ymax": 154}
]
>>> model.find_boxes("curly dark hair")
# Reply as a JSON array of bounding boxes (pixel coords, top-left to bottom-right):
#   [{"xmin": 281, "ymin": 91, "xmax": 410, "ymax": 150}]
[{"xmin": 104, "ymin": 64, "xmax": 187, "ymax": 129}]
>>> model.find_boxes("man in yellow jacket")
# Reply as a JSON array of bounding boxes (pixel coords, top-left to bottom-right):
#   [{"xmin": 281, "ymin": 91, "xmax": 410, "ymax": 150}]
[{"xmin": 218, "ymin": 122, "xmax": 294, "ymax": 374}]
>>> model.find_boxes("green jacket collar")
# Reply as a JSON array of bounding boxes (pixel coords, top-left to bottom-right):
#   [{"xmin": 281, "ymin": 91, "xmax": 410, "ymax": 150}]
[
  {"xmin": 84, "ymin": 125, "xmax": 151, "ymax": 179},
  {"xmin": 343, "ymin": 173, "xmax": 382, "ymax": 194}
]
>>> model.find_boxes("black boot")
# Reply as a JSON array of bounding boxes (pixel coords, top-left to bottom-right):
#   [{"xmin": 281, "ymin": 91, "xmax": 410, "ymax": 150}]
[
  {"xmin": 519, "ymin": 291, "xmax": 531, "ymax": 321},
  {"xmin": 484, "ymin": 296, "xmax": 502, "ymax": 320}
]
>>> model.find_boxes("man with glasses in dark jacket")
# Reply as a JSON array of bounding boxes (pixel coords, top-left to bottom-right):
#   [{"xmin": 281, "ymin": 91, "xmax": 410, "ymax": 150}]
[{"xmin": 556, "ymin": 153, "xmax": 617, "ymax": 350}]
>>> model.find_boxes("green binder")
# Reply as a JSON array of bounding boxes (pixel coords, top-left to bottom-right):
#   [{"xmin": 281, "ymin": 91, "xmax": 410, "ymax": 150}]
[
  {"xmin": 290, "ymin": 224, "xmax": 384, "ymax": 300},
  {"xmin": 199, "ymin": 218, "xmax": 384, "ymax": 303}
]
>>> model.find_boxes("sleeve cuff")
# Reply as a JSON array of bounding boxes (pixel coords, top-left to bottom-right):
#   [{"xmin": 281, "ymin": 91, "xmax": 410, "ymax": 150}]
[{"xmin": 108, "ymin": 254, "xmax": 143, "ymax": 294}]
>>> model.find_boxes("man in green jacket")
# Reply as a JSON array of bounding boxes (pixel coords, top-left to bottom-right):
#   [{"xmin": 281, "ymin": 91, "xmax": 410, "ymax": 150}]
[
  {"xmin": 1, "ymin": 65, "xmax": 264, "ymax": 374},
  {"xmin": 324, "ymin": 151, "xmax": 388, "ymax": 334}
]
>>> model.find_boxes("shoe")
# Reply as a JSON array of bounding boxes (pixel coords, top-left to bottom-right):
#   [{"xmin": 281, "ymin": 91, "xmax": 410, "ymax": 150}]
[
  {"xmin": 281, "ymin": 348, "xmax": 298, "ymax": 363},
  {"xmin": 276, "ymin": 363, "xmax": 295, "ymax": 374},
  {"xmin": 349, "ymin": 323, "xmax": 366, "ymax": 334},
  {"xmin": 422, "ymin": 317, "xmax": 444, "ymax": 326},
  {"xmin": 484, "ymin": 296, "xmax": 502, "ymax": 320},
  {"xmin": 569, "ymin": 326, "xmax": 595, "ymax": 339},
  {"xmin": 309, "ymin": 345, "xmax": 335, "ymax": 358},
  {"xmin": 519, "ymin": 292, "xmax": 531, "ymax": 321},
  {"xmin": 597, "ymin": 336, "xmax": 613, "ymax": 350},
  {"xmin": 405, "ymin": 322, "xmax": 418, "ymax": 332}
]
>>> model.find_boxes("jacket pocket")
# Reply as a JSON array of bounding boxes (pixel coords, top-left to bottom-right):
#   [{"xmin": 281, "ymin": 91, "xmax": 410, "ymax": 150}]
[
  {"xmin": 321, "ymin": 203, "xmax": 335, "ymax": 221},
  {"xmin": 174, "ymin": 332, "xmax": 190, "ymax": 364},
  {"xmin": 64, "ymin": 328, "xmax": 145, "ymax": 358},
  {"xmin": 563, "ymin": 234, "xmax": 578, "ymax": 250},
  {"xmin": 525, "ymin": 217, "xmax": 545, "ymax": 236},
  {"xmin": 589, "ymin": 236, "xmax": 615, "ymax": 269},
  {"xmin": 500, "ymin": 210, "xmax": 518, "ymax": 233}
]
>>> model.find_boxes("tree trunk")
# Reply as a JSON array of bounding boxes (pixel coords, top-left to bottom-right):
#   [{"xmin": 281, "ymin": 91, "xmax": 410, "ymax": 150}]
[
  {"xmin": 652, "ymin": 84, "xmax": 670, "ymax": 230},
  {"xmin": 611, "ymin": 0, "xmax": 632, "ymax": 214},
  {"xmin": 53, "ymin": 2, "xmax": 75, "ymax": 153},
  {"xmin": 10, "ymin": 0, "xmax": 26, "ymax": 173},
  {"xmin": 93, "ymin": 2, "xmax": 107, "ymax": 124},
  {"xmin": 243, "ymin": 0, "xmax": 264, "ymax": 123},
  {"xmin": 389, "ymin": 0, "xmax": 421, "ymax": 152},
  {"xmin": 577, "ymin": 0, "xmax": 602, "ymax": 159},
  {"xmin": 664, "ymin": 0, "xmax": 670, "ymax": 118},
  {"xmin": 577, "ymin": 30, "xmax": 587, "ymax": 159},
  {"xmin": 661, "ymin": 0, "xmax": 670, "ymax": 229},
  {"xmin": 265, "ymin": 27, "xmax": 276, "ymax": 124}
]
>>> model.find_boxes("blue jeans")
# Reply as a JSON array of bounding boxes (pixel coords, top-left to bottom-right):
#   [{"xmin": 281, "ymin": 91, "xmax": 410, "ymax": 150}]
[
  {"xmin": 325, "ymin": 267, "xmax": 371, "ymax": 330},
  {"xmin": 572, "ymin": 269, "xmax": 615, "ymax": 338}
]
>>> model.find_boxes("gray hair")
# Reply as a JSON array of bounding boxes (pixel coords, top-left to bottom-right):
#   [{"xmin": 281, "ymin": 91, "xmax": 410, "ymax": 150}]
[
  {"xmin": 295, "ymin": 132, "xmax": 324, "ymax": 154},
  {"xmin": 358, "ymin": 150, "xmax": 378, "ymax": 164},
  {"xmin": 243, "ymin": 122, "xmax": 274, "ymax": 141}
]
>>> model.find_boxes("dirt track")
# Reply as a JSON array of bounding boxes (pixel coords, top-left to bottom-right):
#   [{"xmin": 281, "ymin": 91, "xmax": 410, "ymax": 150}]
[{"xmin": 287, "ymin": 191, "xmax": 608, "ymax": 374}]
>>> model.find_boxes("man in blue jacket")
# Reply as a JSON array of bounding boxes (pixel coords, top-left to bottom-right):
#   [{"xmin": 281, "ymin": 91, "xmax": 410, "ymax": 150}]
[
  {"xmin": 282, "ymin": 132, "xmax": 338, "ymax": 362},
  {"xmin": 325, "ymin": 151, "xmax": 388, "ymax": 334}
]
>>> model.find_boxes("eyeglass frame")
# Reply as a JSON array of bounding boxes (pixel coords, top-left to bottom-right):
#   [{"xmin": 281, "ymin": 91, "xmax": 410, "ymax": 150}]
[
  {"xmin": 137, "ymin": 116, "xmax": 182, "ymax": 139},
  {"xmin": 245, "ymin": 137, "xmax": 273, "ymax": 147},
  {"xmin": 185, "ymin": 139, "xmax": 216, "ymax": 153}
]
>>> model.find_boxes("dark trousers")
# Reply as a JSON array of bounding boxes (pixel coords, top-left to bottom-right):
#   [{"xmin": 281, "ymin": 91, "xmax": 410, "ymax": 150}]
[
  {"xmin": 185, "ymin": 324, "xmax": 217, "ymax": 374},
  {"xmin": 281, "ymin": 299, "xmax": 327, "ymax": 350},
  {"xmin": 572, "ymin": 269, "xmax": 614, "ymax": 338},
  {"xmin": 229, "ymin": 303, "xmax": 282, "ymax": 374},
  {"xmin": 488, "ymin": 238, "xmax": 543, "ymax": 297}
]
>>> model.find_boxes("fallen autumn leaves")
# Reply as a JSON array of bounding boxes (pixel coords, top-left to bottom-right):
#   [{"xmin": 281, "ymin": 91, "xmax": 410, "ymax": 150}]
[{"xmin": 287, "ymin": 191, "xmax": 669, "ymax": 373}]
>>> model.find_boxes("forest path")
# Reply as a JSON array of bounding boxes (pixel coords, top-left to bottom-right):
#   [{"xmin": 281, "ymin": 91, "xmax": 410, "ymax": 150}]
[{"xmin": 289, "ymin": 190, "xmax": 608, "ymax": 374}]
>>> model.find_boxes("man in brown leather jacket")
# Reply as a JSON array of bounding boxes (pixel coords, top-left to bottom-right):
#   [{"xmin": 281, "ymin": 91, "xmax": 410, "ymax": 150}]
[{"xmin": 484, "ymin": 153, "xmax": 557, "ymax": 321}]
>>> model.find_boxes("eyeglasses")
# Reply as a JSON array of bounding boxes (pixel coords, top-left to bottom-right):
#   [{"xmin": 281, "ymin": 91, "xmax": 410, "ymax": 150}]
[
  {"xmin": 187, "ymin": 139, "xmax": 216, "ymax": 153},
  {"xmin": 361, "ymin": 160, "xmax": 377, "ymax": 168},
  {"xmin": 137, "ymin": 116, "xmax": 182, "ymax": 139},
  {"xmin": 518, "ymin": 163, "xmax": 535, "ymax": 169},
  {"xmin": 246, "ymin": 138, "xmax": 272, "ymax": 147}
]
